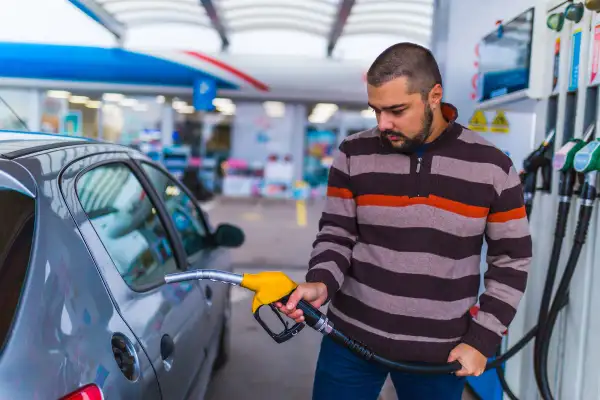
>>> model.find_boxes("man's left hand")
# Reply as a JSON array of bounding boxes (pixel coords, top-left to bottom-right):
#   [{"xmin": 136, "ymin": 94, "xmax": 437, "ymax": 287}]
[{"xmin": 447, "ymin": 343, "xmax": 487, "ymax": 377}]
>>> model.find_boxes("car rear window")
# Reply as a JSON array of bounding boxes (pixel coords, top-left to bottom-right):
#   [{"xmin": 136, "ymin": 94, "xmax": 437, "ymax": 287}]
[{"xmin": 0, "ymin": 189, "xmax": 35, "ymax": 349}]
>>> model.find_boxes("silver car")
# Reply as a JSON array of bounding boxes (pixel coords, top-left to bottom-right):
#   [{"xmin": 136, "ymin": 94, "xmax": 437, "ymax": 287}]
[{"xmin": 0, "ymin": 131, "xmax": 244, "ymax": 400}]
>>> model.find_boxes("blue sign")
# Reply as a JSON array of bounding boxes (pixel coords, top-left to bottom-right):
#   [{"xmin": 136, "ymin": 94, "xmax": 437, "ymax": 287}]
[
  {"xmin": 569, "ymin": 29, "xmax": 582, "ymax": 91},
  {"xmin": 193, "ymin": 77, "xmax": 217, "ymax": 111}
]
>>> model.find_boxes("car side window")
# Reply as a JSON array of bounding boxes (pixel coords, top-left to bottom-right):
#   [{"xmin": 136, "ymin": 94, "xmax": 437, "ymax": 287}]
[
  {"xmin": 141, "ymin": 163, "xmax": 209, "ymax": 258},
  {"xmin": 76, "ymin": 163, "xmax": 179, "ymax": 292}
]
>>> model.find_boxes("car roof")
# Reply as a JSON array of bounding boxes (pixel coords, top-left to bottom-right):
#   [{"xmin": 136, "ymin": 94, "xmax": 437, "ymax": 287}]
[{"xmin": 0, "ymin": 130, "xmax": 94, "ymax": 159}]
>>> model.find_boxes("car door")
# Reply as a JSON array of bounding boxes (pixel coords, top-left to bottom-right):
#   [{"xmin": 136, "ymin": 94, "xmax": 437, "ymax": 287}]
[
  {"xmin": 138, "ymin": 161, "xmax": 232, "ymax": 346},
  {"xmin": 60, "ymin": 152, "xmax": 210, "ymax": 400}
]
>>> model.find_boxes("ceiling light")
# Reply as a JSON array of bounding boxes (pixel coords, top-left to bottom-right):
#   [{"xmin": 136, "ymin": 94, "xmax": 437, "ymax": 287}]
[
  {"xmin": 263, "ymin": 101, "xmax": 285, "ymax": 118},
  {"xmin": 47, "ymin": 90, "xmax": 71, "ymax": 99},
  {"xmin": 178, "ymin": 105, "xmax": 196, "ymax": 114},
  {"xmin": 69, "ymin": 95, "xmax": 89, "ymax": 104},
  {"xmin": 103, "ymin": 93, "xmax": 125, "ymax": 102},
  {"xmin": 309, "ymin": 103, "xmax": 338, "ymax": 124},
  {"xmin": 361, "ymin": 109, "xmax": 376, "ymax": 119},
  {"xmin": 120, "ymin": 98, "xmax": 138, "ymax": 107},
  {"xmin": 173, "ymin": 100, "xmax": 188, "ymax": 110},
  {"xmin": 86, "ymin": 100, "xmax": 101, "ymax": 109}
]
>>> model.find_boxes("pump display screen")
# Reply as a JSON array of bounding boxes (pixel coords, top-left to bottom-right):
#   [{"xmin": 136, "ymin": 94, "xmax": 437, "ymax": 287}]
[{"xmin": 477, "ymin": 8, "xmax": 535, "ymax": 101}]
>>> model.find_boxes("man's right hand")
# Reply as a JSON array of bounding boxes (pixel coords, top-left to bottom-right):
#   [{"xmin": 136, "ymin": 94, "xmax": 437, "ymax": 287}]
[{"xmin": 274, "ymin": 282, "xmax": 328, "ymax": 323}]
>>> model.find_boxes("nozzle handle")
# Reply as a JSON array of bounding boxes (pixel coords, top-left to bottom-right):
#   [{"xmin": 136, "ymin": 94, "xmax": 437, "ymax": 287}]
[{"xmin": 278, "ymin": 295, "xmax": 325, "ymax": 326}]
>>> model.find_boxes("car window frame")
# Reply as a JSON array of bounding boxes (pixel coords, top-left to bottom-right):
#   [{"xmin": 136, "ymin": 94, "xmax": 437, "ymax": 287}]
[
  {"xmin": 73, "ymin": 158, "xmax": 190, "ymax": 293},
  {"xmin": 135, "ymin": 160, "xmax": 217, "ymax": 261}
]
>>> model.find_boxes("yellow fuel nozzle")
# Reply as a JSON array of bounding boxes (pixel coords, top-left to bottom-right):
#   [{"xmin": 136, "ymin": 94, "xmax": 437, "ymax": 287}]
[{"xmin": 240, "ymin": 271, "xmax": 299, "ymax": 313}]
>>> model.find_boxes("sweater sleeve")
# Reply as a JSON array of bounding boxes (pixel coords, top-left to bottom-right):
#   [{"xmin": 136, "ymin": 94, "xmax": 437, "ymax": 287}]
[
  {"xmin": 305, "ymin": 143, "xmax": 358, "ymax": 302},
  {"xmin": 461, "ymin": 165, "xmax": 532, "ymax": 357}
]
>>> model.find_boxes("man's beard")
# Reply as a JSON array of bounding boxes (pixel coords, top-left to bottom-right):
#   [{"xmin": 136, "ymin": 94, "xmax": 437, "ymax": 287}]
[{"xmin": 380, "ymin": 104, "xmax": 434, "ymax": 153}]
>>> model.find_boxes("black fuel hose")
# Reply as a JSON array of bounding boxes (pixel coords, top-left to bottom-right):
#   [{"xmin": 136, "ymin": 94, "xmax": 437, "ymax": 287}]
[
  {"xmin": 282, "ymin": 297, "xmax": 464, "ymax": 374},
  {"xmin": 535, "ymin": 176, "xmax": 597, "ymax": 400},
  {"xmin": 490, "ymin": 169, "xmax": 574, "ymax": 400},
  {"xmin": 533, "ymin": 170, "xmax": 575, "ymax": 391}
]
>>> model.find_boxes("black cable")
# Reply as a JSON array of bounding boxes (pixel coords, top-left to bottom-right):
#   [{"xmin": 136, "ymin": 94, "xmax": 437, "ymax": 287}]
[
  {"xmin": 0, "ymin": 94, "xmax": 30, "ymax": 131},
  {"xmin": 535, "ymin": 179, "xmax": 596, "ymax": 400}
]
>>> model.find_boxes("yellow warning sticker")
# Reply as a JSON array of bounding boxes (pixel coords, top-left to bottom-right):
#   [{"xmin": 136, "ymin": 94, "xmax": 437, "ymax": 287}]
[
  {"xmin": 468, "ymin": 110, "xmax": 487, "ymax": 132},
  {"xmin": 490, "ymin": 110, "xmax": 509, "ymax": 133}
]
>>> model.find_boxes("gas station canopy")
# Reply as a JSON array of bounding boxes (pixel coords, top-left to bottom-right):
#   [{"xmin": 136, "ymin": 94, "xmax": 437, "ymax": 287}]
[{"xmin": 70, "ymin": 0, "xmax": 434, "ymax": 57}]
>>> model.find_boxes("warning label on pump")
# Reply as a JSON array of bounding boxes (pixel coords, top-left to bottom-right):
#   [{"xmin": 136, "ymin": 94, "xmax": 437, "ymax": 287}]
[
  {"xmin": 490, "ymin": 110, "xmax": 509, "ymax": 133},
  {"xmin": 468, "ymin": 110, "xmax": 487, "ymax": 132}
]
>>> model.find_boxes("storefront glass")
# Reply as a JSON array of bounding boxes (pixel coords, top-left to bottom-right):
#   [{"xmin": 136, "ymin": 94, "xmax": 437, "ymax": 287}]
[
  {"xmin": 0, "ymin": 89, "xmax": 31, "ymax": 130},
  {"xmin": 303, "ymin": 127, "xmax": 337, "ymax": 190},
  {"xmin": 102, "ymin": 95, "xmax": 162, "ymax": 144}
]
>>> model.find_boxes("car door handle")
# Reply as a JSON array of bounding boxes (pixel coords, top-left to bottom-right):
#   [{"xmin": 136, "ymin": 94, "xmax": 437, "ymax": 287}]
[
  {"xmin": 205, "ymin": 285, "xmax": 213, "ymax": 307},
  {"xmin": 161, "ymin": 334, "xmax": 175, "ymax": 371}
]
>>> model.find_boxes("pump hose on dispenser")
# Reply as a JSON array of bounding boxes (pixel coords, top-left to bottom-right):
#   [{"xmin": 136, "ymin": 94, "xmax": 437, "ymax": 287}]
[
  {"xmin": 534, "ymin": 171, "xmax": 598, "ymax": 400},
  {"xmin": 532, "ymin": 170, "xmax": 576, "ymax": 393},
  {"xmin": 488, "ymin": 169, "xmax": 574, "ymax": 400}
]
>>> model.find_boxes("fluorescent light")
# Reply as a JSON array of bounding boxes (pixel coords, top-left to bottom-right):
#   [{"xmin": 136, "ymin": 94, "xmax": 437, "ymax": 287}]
[
  {"xmin": 172, "ymin": 100, "xmax": 188, "ymax": 110},
  {"xmin": 213, "ymin": 98, "xmax": 235, "ymax": 115},
  {"xmin": 361, "ymin": 109, "xmax": 376, "ymax": 119},
  {"xmin": 178, "ymin": 105, "xmax": 195, "ymax": 114},
  {"xmin": 86, "ymin": 100, "xmax": 101, "ymax": 109},
  {"xmin": 103, "ymin": 93, "xmax": 124, "ymax": 102},
  {"xmin": 309, "ymin": 103, "xmax": 338, "ymax": 124},
  {"xmin": 69, "ymin": 95, "xmax": 89, "ymax": 104},
  {"xmin": 213, "ymin": 98, "xmax": 232, "ymax": 108},
  {"xmin": 47, "ymin": 90, "xmax": 70, "ymax": 99},
  {"xmin": 263, "ymin": 101, "xmax": 285, "ymax": 118},
  {"xmin": 120, "ymin": 98, "xmax": 138, "ymax": 107}
]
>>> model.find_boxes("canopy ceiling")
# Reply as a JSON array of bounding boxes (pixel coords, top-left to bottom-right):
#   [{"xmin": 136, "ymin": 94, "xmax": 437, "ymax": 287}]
[{"xmin": 71, "ymin": 0, "xmax": 435, "ymax": 58}]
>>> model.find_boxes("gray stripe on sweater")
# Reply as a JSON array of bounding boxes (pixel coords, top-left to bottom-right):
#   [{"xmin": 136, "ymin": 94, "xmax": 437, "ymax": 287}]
[{"xmin": 341, "ymin": 277, "xmax": 477, "ymax": 320}]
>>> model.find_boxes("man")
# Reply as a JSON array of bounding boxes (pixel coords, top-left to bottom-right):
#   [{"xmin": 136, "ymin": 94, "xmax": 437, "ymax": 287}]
[{"xmin": 276, "ymin": 42, "xmax": 532, "ymax": 399}]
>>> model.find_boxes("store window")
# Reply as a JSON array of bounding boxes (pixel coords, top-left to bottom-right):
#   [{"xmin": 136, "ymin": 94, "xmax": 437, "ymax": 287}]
[
  {"xmin": 102, "ymin": 94, "xmax": 163, "ymax": 144},
  {"xmin": 0, "ymin": 89, "xmax": 32, "ymax": 131},
  {"xmin": 41, "ymin": 90, "xmax": 101, "ymax": 139}
]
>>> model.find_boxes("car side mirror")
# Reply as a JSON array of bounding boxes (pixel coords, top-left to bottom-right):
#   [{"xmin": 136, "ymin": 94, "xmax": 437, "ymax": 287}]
[{"xmin": 213, "ymin": 223, "xmax": 245, "ymax": 248}]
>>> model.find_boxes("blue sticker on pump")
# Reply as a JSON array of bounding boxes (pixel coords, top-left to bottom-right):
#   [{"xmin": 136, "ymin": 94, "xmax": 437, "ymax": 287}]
[{"xmin": 574, "ymin": 142, "xmax": 600, "ymax": 171}]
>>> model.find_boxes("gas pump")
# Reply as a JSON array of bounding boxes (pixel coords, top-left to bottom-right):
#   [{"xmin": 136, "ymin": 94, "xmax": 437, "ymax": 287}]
[{"xmin": 535, "ymin": 137, "xmax": 600, "ymax": 400}]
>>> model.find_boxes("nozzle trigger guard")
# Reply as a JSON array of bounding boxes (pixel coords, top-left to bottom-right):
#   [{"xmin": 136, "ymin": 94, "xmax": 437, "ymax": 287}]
[{"xmin": 253, "ymin": 304, "xmax": 305, "ymax": 343}]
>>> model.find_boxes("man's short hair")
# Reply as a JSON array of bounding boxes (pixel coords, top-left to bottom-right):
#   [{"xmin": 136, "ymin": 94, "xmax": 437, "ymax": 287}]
[{"xmin": 366, "ymin": 42, "xmax": 443, "ymax": 99}]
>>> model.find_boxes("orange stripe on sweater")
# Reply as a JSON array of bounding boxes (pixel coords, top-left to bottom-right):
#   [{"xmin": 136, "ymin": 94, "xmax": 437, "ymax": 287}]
[
  {"xmin": 327, "ymin": 187, "xmax": 354, "ymax": 199},
  {"xmin": 355, "ymin": 194, "xmax": 489, "ymax": 219},
  {"xmin": 487, "ymin": 206, "xmax": 527, "ymax": 223}
]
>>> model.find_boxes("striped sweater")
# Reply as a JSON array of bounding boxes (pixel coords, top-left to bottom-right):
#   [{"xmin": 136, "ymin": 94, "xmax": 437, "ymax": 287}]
[{"xmin": 305, "ymin": 104, "xmax": 532, "ymax": 363}]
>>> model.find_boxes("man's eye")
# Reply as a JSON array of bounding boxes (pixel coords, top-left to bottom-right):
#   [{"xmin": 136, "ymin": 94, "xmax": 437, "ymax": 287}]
[{"xmin": 392, "ymin": 109, "xmax": 404, "ymax": 115}]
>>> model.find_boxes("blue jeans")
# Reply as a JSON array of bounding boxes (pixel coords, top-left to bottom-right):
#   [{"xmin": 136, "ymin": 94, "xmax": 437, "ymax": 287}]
[{"xmin": 313, "ymin": 336, "xmax": 466, "ymax": 400}]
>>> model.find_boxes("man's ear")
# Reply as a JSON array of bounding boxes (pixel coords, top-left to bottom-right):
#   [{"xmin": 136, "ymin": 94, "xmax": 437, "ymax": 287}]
[{"xmin": 428, "ymin": 84, "xmax": 443, "ymax": 107}]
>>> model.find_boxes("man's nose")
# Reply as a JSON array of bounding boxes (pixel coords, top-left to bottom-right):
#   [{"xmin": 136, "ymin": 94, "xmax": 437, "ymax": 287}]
[{"xmin": 378, "ymin": 115, "xmax": 393, "ymax": 132}]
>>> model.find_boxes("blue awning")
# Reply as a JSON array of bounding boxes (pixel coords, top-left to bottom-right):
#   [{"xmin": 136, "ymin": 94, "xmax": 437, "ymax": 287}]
[{"xmin": 0, "ymin": 42, "xmax": 238, "ymax": 90}]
